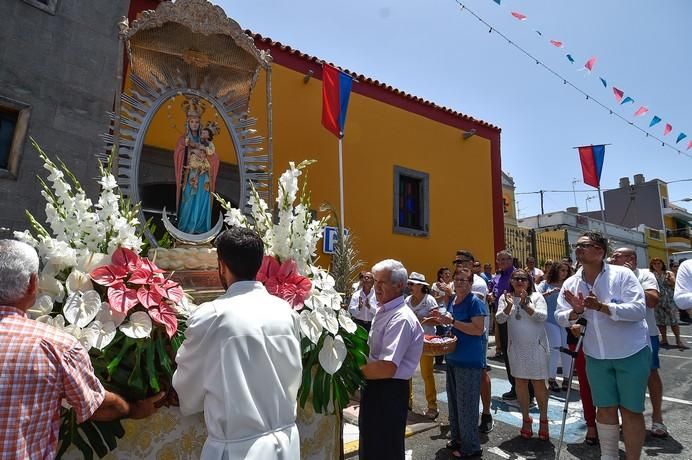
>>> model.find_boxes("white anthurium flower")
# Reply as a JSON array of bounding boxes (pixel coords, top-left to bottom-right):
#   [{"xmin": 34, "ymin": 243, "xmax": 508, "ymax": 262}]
[
  {"xmin": 318, "ymin": 334, "xmax": 347, "ymax": 375},
  {"xmin": 28, "ymin": 295, "xmax": 55, "ymax": 319},
  {"xmin": 65, "ymin": 270, "xmax": 94, "ymax": 294},
  {"xmin": 313, "ymin": 271, "xmax": 336, "ymax": 291},
  {"xmin": 77, "ymin": 252, "xmax": 111, "ymax": 273},
  {"xmin": 318, "ymin": 307, "xmax": 339, "ymax": 335},
  {"xmin": 173, "ymin": 296, "xmax": 197, "ymax": 317},
  {"xmin": 320, "ymin": 292, "xmax": 342, "ymax": 311},
  {"xmin": 37, "ymin": 313, "xmax": 66, "ymax": 330},
  {"xmin": 94, "ymin": 302, "xmax": 126, "ymax": 327},
  {"xmin": 63, "ymin": 290, "xmax": 101, "ymax": 328},
  {"xmin": 38, "ymin": 274, "xmax": 65, "ymax": 303},
  {"xmin": 64, "ymin": 324, "xmax": 97, "ymax": 350},
  {"xmin": 338, "ymin": 310, "xmax": 357, "ymax": 334},
  {"xmin": 85, "ymin": 320, "xmax": 117, "ymax": 350},
  {"xmin": 119, "ymin": 311, "xmax": 152, "ymax": 339},
  {"xmin": 299, "ymin": 309, "xmax": 324, "ymax": 345}
]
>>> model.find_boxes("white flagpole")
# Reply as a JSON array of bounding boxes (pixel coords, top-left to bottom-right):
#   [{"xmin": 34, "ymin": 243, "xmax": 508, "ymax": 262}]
[
  {"xmin": 597, "ymin": 185, "xmax": 608, "ymax": 239},
  {"xmin": 338, "ymin": 136, "xmax": 345, "ymax": 239}
]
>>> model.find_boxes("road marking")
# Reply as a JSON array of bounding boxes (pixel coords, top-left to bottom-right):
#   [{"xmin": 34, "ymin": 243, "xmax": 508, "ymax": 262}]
[
  {"xmin": 659, "ymin": 353, "xmax": 692, "ymax": 360},
  {"xmin": 487, "ymin": 360, "xmax": 692, "ymax": 406},
  {"xmin": 486, "ymin": 446, "xmax": 529, "ymax": 459}
]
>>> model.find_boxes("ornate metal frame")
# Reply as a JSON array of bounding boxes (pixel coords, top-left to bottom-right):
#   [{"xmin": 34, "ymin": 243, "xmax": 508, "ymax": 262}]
[{"xmin": 103, "ymin": 0, "xmax": 273, "ymax": 247}]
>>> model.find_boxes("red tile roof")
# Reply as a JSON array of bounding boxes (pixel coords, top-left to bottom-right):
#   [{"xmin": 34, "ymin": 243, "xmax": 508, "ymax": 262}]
[{"xmin": 249, "ymin": 31, "xmax": 500, "ymax": 132}]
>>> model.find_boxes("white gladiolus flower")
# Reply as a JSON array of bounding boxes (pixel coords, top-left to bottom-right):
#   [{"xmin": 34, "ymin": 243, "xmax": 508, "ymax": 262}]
[
  {"xmin": 38, "ymin": 273, "xmax": 65, "ymax": 303},
  {"xmin": 338, "ymin": 310, "xmax": 357, "ymax": 334},
  {"xmin": 99, "ymin": 174, "xmax": 117, "ymax": 190},
  {"xmin": 38, "ymin": 238, "xmax": 78, "ymax": 272},
  {"xmin": 65, "ymin": 270, "xmax": 94, "ymax": 294},
  {"xmin": 63, "ymin": 290, "xmax": 101, "ymax": 328},
  {"xmin": 119, "ymin": 311, "xmax": 152, "ymax": 339},
  {"xmin": 223, "ymin": 208, "xmax": 247, "ymax": 228},
  {"xmin": 28, "ymin": 295, "xmax": 55, "ymax": 319},
  {"xmin": 318, "ymin": 334, "xmax": 347, "ymax": 375}
]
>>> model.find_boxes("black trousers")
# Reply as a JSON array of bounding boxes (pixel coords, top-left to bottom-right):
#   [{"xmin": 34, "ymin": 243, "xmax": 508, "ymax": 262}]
[
  {"xmin": 359, "ymin": 378, "xmax": 409, "ymax": 460},
  {"xmin": 499, "ymin": 322, "xmax": 534, "ymax": 397},
  {"xmin": 353, "ymin": 318, "xmax": 372, "ymax": 333}
]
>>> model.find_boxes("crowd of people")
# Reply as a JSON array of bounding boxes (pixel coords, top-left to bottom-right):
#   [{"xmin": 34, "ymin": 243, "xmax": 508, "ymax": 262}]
[
  {"xmin": 352, "ymin": 232, "xmax": 692, "ymax": 460},
  {"xmin": 2, "ymin": 230, "xmax": 692, "ymax": 460}
]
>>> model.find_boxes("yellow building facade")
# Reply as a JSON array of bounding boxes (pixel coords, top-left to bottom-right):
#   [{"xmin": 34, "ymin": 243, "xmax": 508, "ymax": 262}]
[{"xmin": 134, "ymin": 34, "xmax": 504, "ymax": 280}]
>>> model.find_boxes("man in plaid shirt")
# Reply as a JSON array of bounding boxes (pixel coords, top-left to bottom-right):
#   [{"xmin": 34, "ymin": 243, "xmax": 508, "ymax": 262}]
[{"xmin": 0, "ymin": 240, "xmax": 163, "ymax": 459}]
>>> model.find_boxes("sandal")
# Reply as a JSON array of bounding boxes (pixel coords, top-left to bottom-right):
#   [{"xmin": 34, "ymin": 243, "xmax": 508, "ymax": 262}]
[
  {"xmin": 548, "ymin": 379, "xmax": 561, "ymax": 392},
  {"xmin": 520, "ymin": 417, "xmax": 533, "ymax": 439},
  {"xmin": 585, "ymin": 435, "xmax": 599, "ymax": 445},
  {"xmin": 538, "ymin": 419, "xmax": 550, "ymax": 441},
  {"xmin": 651, "ymin": 422, "xmax": 668, "ymax": 438},
  {"xmin": 446, "ymin": 440, "xmax": 461, "ymax": 450},
  {"xmin": 425, "ymin": 408, "xmax": 439, "ymax": 420}
]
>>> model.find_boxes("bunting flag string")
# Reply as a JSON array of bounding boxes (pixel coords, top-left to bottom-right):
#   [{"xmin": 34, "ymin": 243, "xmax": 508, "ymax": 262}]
[
  {"xmin": 453, "ymin": 0, "xmax": 692, "ymax": 156},
  {"xmin": 481, "ymin": 0, "xmax": 691, "ymax": 152}
]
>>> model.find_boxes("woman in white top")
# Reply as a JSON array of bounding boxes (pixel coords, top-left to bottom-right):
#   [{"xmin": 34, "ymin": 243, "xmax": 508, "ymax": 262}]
[
  {"xmin": 496, "ymin": 269, "xmax": 550, "ymax": 441},
  {"xmin": 405, "ymin": 272, "xmax": 439, "ymax": 419},
  {"xmin": 431, "ymin": 266, "xmax": 453, "ymax": 307}
]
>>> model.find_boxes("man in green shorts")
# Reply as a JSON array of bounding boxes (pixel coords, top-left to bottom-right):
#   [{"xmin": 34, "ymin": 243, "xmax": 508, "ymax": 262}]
[{"xmin": 556, "ymin": 232, "xmax": 649, "ymax": 460}]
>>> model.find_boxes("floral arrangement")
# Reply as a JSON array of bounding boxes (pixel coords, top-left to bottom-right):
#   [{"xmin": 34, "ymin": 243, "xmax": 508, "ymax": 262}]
[
  {"xmin": 216, "ymin": 160, "xmax": 368, "ymax": 414},
  {"xmin": 16, "ymin": 142, "xmax": 190, "ymax": 459}
]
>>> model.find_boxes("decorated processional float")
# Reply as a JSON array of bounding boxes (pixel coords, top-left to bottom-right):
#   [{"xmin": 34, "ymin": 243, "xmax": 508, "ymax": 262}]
[{"xmin": 15, "ymin": 0, "xmax": 368, "ymax": 458}]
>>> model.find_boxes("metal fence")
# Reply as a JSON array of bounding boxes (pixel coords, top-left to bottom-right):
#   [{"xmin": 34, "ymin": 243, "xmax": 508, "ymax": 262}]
[{"xmin": 504, "ymin": 226, "xmax": 570, "ymax": 266}]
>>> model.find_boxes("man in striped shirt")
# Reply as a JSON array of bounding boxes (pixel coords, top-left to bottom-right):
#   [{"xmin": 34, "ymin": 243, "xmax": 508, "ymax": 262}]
[{"xmin": 0, "ymin": 240, "xmax": 163, "ymax": 459}]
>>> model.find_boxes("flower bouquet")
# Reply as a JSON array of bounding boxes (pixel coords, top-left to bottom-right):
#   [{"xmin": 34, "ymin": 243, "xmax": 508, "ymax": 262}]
[
  {"xmin": 216, "ymin": 160, "xmax": 368, "ymax": 414},
  {"xmin": 16, "ymin": 142, "xmax": 190, "ymax": 459}
]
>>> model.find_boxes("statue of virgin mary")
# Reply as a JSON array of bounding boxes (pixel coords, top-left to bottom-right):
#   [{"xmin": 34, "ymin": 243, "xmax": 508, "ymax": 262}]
[{"xmin": 173, "ymin": 97, "xmax": 220, "ymax": 234}]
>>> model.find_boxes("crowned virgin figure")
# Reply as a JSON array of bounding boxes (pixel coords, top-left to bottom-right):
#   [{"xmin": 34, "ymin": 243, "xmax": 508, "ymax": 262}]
[{"xmin": 173, "ymin": 97, "xmax": 220, "ymax": 234}]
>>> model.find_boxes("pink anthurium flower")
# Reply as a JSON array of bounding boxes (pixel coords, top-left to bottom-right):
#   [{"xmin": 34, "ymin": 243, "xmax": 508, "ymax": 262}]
[
  {"xmin": 256, "ymin": 255, "xmax": 281, "ymax": 283},
  {"xmin": 90, "ymin": 264, "xmax": 128, "ymax": 287},
  {"xmin": 264, "ymin": 259, "xmax": 312, "ymax": 309},
  {"xmin": 107, "ymin": 282, "xmax": 139, "ymax": 314},
  {"xmin": 139, "ymin": 257, "xmax": 165, "ymax": 274},
  {"xmin": 111, "ymin": 247, "xmax": 142, "ymax": 271},
  {"xmin": 137, "ymin": 286, "xmax": 163, "ymax": 309},
  {"xmin": 128, "ymin": 267, "xmax": 153, "ymax": 285},
  {"xmin": 148, "ymin": 302, "xmax": 178, "ymax": 338}
]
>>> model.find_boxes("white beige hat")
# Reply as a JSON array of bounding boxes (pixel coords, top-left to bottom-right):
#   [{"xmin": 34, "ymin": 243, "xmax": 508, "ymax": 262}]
[{"xmin": 407, "ymin": 272, "xmax": 429, "ymax": 287}]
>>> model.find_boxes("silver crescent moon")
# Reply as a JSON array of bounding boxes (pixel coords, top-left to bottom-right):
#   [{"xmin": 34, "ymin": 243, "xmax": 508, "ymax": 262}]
[{"xmin": 161, "ymin": 207, "xmax": 224, "ymax": 245}]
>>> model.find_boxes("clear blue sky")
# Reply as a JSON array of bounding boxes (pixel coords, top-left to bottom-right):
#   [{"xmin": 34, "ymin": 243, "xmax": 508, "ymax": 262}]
[{"xmin": 218, "ymin": 0, "xmax": 692, "ymax": 218}]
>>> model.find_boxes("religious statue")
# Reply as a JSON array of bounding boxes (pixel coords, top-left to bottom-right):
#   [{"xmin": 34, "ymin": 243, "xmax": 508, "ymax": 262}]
[{"xmin": 173, "ymin": 97, "xmax": 220, "ymax": 234}]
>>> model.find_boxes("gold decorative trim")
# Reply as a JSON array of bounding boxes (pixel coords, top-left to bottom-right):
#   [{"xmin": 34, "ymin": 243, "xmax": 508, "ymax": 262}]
[{"xmin": 125, "ymin": 0, "xmax": 269, "ymax": 68}]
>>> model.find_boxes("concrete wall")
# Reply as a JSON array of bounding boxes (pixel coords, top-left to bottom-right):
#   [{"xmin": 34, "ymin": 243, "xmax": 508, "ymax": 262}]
[
  {"xmin": 0, "ymin": 0, "xmax": 128, "ymax": 235},
  {"xmin": 603, "ymin": 181, "xmax": 663, "ymax": 230}
]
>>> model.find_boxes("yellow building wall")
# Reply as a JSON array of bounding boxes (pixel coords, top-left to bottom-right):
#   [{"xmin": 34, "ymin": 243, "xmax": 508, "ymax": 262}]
[{"xmin": 134, "ymin": 63, "xmax": 497, "ymax": 280}]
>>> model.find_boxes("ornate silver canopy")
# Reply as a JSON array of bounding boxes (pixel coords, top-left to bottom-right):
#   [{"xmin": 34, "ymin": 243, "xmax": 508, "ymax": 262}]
[{"xmin": 102, "ymin": 0, "xmax": 273, "ymax": 247}]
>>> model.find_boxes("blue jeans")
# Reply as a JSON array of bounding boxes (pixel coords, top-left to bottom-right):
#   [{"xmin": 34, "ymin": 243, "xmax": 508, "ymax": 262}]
[{"xmin": 446, "ymin": 365, "xmax": 482, "ymax": 453}]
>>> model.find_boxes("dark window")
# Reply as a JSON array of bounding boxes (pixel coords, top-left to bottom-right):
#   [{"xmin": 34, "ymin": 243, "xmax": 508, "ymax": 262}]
[
  {"xmin": 393, "ymin": 166, "xmax": 429, "ymax": 236},
  {"xmin": 0, "ymin": 110, "xmax": 17, "ymax": 170}
]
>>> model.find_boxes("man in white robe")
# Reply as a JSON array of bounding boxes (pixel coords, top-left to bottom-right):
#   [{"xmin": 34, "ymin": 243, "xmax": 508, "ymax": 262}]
[{"xmin": 173, "ymin": 227, "xmax": 303, "ymax": 460}]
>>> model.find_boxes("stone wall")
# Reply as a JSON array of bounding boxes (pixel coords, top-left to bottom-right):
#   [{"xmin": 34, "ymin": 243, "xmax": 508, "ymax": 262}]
[{"xmin": 0, "ymin": 0, "xmax": 129, "ymax": 233}]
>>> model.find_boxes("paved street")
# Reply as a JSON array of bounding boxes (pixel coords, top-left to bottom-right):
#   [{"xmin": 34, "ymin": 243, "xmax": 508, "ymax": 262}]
[{"xmin": 348, "ymin": 321, "xmax": 692, "ymax": 459}]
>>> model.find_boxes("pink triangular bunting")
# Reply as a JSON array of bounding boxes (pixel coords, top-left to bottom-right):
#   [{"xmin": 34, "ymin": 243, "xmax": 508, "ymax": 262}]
[
  {"xmin": 511, "ymin": 11, "xmax": 527, "ymax": 20},
  {"xmin": 612, "ymin": 87, "xmax": 624, "ymax": 103},
  {"xmin": 664, "ymin": 124, "xmax": 673, "ymax": 136}
]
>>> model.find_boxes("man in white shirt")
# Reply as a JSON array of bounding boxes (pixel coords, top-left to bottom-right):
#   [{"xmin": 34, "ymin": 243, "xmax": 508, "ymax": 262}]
[
  {"xmin": 525, "ymin": 256, "xmax": 545, "ymax": 284},
  {"xmin": 453, "ymin": 250, "xmax": 493, "ymax": 433},
  {"xmin": 611, "ymin": 247, "xmax": 667, "ymax": 438},
  {"xmin": 173, "ymin": 228, "xmax": 303, "ymax": 460},
  {"xmin": 348, "ymin": 271, "xmax": 377, "ymax": 332},
  {"xmin": 556, "ymin": 232, "xmax": 648, "ymax": 460},
  {"xmin": 360, "ymin": 259, "xmax": 424, "ymax": 460},
  {"xmin": 674, "ymin": 258, "xmax": 692, "ymax": 311}
]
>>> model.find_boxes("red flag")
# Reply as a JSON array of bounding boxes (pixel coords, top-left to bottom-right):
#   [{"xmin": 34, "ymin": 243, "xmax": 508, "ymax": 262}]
[
  {"xmin": 321, "ymin": 64, "xmax": 352, "ymax": 138},
  {"xmin": 633, "ymin": 106, "xmax": 649, "ymax": 117},
  {"xmin": 578, "ymin": 145, "xmax": 606, "ymax": 188},
  {"xmin": 664, "ymin": 124, "xmax": 672, "ymax": 136},
  {"xmin": 612, "ymin": 87, "xmax": 624, "ymax": 103},
  {"xmin": 584, "ymin": 57, "xmax": 597, "ymax": 72}
]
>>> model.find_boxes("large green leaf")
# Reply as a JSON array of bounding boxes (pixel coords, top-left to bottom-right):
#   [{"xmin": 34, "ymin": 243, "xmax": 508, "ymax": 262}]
[
  {"xmin": 80, "ymin": 422, "xmax": 108, "ymax": 458},
  {"xmin": 145, "ymin": 340, "xmax": 160, "ymax": 392}
]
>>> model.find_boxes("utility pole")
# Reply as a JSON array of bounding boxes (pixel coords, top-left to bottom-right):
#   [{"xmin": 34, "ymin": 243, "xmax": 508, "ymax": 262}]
[
  {"xmin": 540, "ymin": 190, "xmax": 545, "ymax": 214},
  {"xmin": 571, "ymin": 178, "xmax": 580, "ymax": 209}
]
